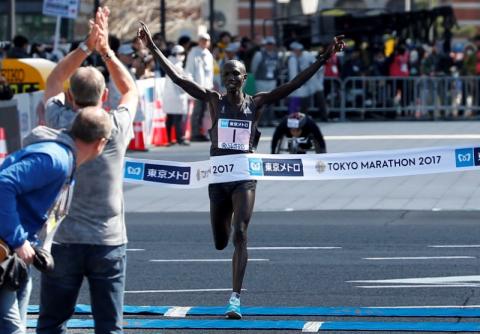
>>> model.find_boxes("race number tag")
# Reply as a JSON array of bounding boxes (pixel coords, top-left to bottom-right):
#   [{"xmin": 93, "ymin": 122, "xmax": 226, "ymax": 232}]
[{"xmin": 218, "ymin": 118, "xmax": 252, "ymax": 151}]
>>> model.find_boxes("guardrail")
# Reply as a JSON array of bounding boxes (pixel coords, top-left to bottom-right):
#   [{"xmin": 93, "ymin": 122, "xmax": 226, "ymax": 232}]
[{"xmin": 274, "ymin": 76, "xmax": 480, "ymax": 121}]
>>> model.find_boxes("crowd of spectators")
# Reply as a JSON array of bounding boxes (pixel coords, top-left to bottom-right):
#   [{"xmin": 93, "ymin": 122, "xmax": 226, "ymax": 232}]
[{"xmin": 1, "ymin": 31, "xmax": 480, "ymax": 120}]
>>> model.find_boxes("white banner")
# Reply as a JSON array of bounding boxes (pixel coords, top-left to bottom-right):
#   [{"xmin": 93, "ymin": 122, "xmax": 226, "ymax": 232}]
[{"xmin": 124, "ymin": 145, "xmax": 480, "ymax": 188}]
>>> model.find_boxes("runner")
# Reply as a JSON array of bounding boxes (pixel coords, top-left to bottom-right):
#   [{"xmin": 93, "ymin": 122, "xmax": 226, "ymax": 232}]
[{"xmin": 138, "ymin": 22, "xmax": 344, "ymax": 319}]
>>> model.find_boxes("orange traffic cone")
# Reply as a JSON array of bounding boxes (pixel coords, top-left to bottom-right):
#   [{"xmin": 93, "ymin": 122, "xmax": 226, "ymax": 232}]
[
  {"xmin": 0, "ymin": 128, "xmax": 7, "ymax": 165},
  {"xmin": 128, "ymin": 122, "xmax": 148, "ymax": 151},
  {"xmin": 151, "ymin": 100, "xmax": 168, "ymax": 146}
]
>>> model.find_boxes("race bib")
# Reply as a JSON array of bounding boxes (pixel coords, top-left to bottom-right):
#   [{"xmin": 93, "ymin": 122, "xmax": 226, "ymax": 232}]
[{"xmin": 218, "ymin": 118, "xmax": 252, "ymax": 151}]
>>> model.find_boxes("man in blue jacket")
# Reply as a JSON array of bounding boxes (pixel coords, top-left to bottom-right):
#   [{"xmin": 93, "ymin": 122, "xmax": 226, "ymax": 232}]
[{"xmin": 0, "ymin": 107, "xmax": 112, "ymax": 334}]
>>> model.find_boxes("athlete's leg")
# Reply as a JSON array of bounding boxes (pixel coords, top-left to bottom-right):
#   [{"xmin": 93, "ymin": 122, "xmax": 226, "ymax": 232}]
[
  {"xmin": 209, "ymin": 183, "xmax": 234, "ymax": 250},
  {"xmin": 231, "ymin": 181, "xmax": 256, "ymax": 293}
]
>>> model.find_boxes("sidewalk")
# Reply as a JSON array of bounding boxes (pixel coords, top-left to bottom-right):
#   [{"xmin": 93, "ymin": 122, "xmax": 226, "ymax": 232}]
[{"xmin": 124, "ymin": 121, "xmax": 480, "ymax": 212}]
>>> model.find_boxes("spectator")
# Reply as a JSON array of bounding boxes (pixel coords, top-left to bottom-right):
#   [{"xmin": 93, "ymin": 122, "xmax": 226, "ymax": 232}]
[
  {"xmin": 0, "ymin": 74, "xmax": 13, "ymax": 100},
  {"xmin": 250, "ymin": 36, "xmax": 281, "ymax": 126},
  {"xmin": 185, "ymin": 32, "xmax": 214, "ymax": 141},
  {"xmin": 164, "ymin": 45, "xmax": 191, "ymax": 145},
  {"xmin": 36, "ymin": 7, "xmax": 138, "ymax": 334},
  {"xmin": 287, "ymin": 41, "xmax": 314, "ymax": 114},
  {"xmin": 216, "ymin": 31, "xmax": 232, "ymax": 62},
  {"xmin": 178, "ymin": 35, "xmax": 192, "ymax": 55},
  {"xmin": 308, "ymin": 51, "xmax": 328, "ymax": 122},
  {"xmin": 0, "ymin": 108, "xmax": 112, "ymax": 334},
  {"xmin": 6, "ymin": 35, "xmax": 29, "ymax": 59},
  {"xmin": 462, "ymin": 44, "xmax": 477, "ymax": 117},
  {"xmin": 30, "ymin": 43, "xmax": 48, "ymax": 59}
]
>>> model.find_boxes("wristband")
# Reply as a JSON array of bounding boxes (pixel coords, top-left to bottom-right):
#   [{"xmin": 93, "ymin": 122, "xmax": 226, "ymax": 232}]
[
  {"xmin": 78, "ymin": 42, "xmax": 92, "ymax": 56},
  {"xmin": 102, "ymin": 49, "xmax": 115, "ymax": 62}
]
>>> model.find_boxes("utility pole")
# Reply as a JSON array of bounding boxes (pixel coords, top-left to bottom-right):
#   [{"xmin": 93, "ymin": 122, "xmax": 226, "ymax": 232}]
[
  {"xmin": 160, "ymin": 0, "xmax": 166, "ymax": 40},
  {"xmin": 250, "ymin": 0, "xmax": 255, "ymax": 39},
  {"xmin": 209, "ymin": 0, "xmax": 215, "ymax": 38},
  {"xmin": 9, "ymin": 0, "xmax": 16, "ymax": 39}
]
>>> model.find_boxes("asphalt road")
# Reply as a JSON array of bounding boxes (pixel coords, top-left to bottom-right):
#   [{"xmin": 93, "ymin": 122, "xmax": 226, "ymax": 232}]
[
  {"xmin": 29, "ymin": 210, "xmax": 480, "ymax": 333},
  {"xmin": 26, "ymin": 122, "xmax": 480, "ymax": 333}
]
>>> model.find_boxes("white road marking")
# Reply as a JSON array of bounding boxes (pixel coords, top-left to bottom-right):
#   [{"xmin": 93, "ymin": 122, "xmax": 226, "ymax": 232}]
[
  {"xmin": 349, "ymin": 275, "xmax": 480, "ymax": 289},
  {"xmin": 363, "ymin": 256, "xmax": 475, "ymax": 260},
  {"xmin": 302, "ymin": 321, "xmax": 323, "ymax": 332},
  {"xmin": 125, "ymin": 288, "xmax": 242, "ymax": 294},
  {"xmin": 149, "ymin": 259, "xmax": 269, "ymax": 262},
  {"xmin": 372, "ymin": 305, "xmax": 480, "ymax": 308},
  {"xmin": 164, "ymin": 306, "xmax": 192, "ymax": 317},
  {"xmin": 126, "ymin": 248, "xmax": 145, "ymax": 252},
  {"xmin": 357, "ymin": 284, "xmax": 480, "ymax": 288},
  {"xmin": 429, "ymin": 245, "xmax": 480, "ymax": 248},
  {"xmin": 248, "ymin": 246, "xmax": 341, "ymax": 250},
  {"xmin": 349, "ymin": 275, "xmax": 480, "ymax": 284}
]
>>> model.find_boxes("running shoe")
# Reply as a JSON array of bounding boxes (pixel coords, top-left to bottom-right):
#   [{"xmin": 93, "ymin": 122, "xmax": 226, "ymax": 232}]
[{"xmin": 225, "ymin": 296, "xmax": 242, "ymax": 319}]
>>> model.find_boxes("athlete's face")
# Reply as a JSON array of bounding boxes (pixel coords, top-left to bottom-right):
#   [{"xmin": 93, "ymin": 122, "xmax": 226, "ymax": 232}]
[{"xmin": 222, "ymin": 61, "xmax": 247, "ymax": 92}]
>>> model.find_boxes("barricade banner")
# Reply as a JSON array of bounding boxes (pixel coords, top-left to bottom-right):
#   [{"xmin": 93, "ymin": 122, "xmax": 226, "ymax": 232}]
[{"xmin": 124, "ymin": 145, "xmax": 480, "ymax": 188}]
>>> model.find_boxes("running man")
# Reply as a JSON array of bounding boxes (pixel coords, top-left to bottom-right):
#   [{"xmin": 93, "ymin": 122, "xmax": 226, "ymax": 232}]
[{"xmin": 138, "ymin": 22, "xmax": 344, "ymax": 319}]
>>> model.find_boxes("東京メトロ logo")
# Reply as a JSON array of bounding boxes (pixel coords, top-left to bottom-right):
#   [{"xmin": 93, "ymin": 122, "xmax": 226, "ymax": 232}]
[
  {"xmin": 262, "ymin": 158, "xmax": 304, "ymax": 177},
  {"xmin": 455, "ymin": 148, "xmax": 474, "ymax": 168},
  {"xmin": 124, "ymin": 161, "xmax": 144, "ymax": 180},
  {"xmin": 248, "ymin": 158, "xmax": 264, "ymax": 176}
]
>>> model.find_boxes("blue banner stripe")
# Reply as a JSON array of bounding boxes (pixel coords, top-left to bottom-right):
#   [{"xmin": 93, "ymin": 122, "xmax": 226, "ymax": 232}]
[
  {"xmin": 26, "ymin": 319, "xmax": 480, "ymax": 331},
  {"xmin": 27, "ymin": 305, "xmax": 480, "ymax": 317}
]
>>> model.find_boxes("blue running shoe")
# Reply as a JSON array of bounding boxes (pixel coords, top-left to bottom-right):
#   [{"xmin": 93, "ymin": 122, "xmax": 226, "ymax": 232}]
[{"xmin": 225, "ymin": 296, "xmax": 242, "ymax": 319}]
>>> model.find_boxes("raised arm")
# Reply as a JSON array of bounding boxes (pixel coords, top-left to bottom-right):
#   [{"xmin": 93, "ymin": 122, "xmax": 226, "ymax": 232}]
[
  {"xmin": 43, "ymin": 19, "xmax": 99, "ymax": 103},
  {"xmin": 254, "ymin": 36, "xmax": 345, "ymax": 108},
  {"xmin": 137, "ymin": 22, "xmax": 210, "ymax": 101},
  {"xmin": 96, "ymin": 7, "xmax": 138, "ymax": 111}
]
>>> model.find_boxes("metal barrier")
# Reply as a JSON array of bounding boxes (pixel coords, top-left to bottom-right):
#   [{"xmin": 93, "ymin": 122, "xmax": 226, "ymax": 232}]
[{"xmin": 273, "ymin": 76, "xmax": 480, "ymax": 121}]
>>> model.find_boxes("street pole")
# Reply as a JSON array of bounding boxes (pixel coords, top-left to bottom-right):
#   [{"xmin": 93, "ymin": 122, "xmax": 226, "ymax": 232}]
[
  {"xmin": 405, "ymin": 0, "xmax": 411, "ymax": 11},
  {"xmin": 160, "ymin": 0, "xmax": 166, "ymax": 40},
  {"xmin": 9, "ymin": 0, "xmax": 16, "ymax": 39},
  {"xmin": 250, "ymin": 0, "xmax": 255, "ymax": 39},
  {"xmin": 209, "ymin": 0, "xmax": 215, "ymax": 38}
]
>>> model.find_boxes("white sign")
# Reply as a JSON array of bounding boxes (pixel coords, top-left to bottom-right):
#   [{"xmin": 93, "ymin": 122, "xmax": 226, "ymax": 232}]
[{"xmin": 43, "ymin": 0, "xmax": 79, "ymax": 19}]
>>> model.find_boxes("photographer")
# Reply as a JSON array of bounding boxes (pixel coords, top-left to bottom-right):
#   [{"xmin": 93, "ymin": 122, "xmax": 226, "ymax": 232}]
[{"xmin": 271, "ymin": 112, "xmax": 327, "ymax": 154}]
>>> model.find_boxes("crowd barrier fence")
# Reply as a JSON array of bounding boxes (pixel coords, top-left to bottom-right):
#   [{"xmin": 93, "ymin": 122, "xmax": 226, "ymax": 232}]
[
  {"xmin": 7, "ymin": 75, "xmax": 480, "ymax": 152},
  {"xmin": 273, "ymin": 76, "xmax": 480, "ymax": 121}
]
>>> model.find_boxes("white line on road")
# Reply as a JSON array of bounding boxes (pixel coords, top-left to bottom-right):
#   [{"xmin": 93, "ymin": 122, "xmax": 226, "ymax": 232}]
[
  {"xmin": 357, "ymin": 284, "xmax": 480, "ymax": 288},
  {"xmin": 126, "ymin": 248, "xmax": 145, "ymax": 251},
  {"xmin": 363, "ymin": 256, "xmax": 475, "ymax": 260},
  {"xmin": 349, "ymin": 275, "xmax": 480, "ymax": 284},
  {"xmin": 149, "ymin": 259, "xmax": 269, "ymax": 262},
  {"xmin": 372, "ymin": 305, "xmax": 480, "ymax": 308},
  {"xmin": 125, "ymin": 288, "xmax": 240, "ymax": 294},
  {"xmin": 429, "ymin": 245, "xmax": 480, "ymax": 248},
  {"xmin": 248, "ymin": 246, "xmax": 341, "ymax": 250}
]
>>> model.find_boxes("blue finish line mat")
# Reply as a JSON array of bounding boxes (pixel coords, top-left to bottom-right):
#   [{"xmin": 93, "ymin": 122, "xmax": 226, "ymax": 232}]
[
  {"xmin": 28, "ymin": 304, "xmax": 480, "ymax": 318},
  {"xmin": 26, "ymin": 318, "xmax": 480, "ymax": 332}
]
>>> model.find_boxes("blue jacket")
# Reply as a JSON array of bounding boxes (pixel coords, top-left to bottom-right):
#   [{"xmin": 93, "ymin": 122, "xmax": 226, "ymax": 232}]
[{"xmin": 0, "ymin": 126, "xmax": 76, "ymax": 249}]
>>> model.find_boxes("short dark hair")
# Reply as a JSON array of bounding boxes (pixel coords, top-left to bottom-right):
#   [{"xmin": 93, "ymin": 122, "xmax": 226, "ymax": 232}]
[
  {"xmin": 70, "ymin": 107, "xmax": 112, "ymax": 143},
  {"xmin": 13, "ymin": 35, "xmax": 28, "ymax": 48}
]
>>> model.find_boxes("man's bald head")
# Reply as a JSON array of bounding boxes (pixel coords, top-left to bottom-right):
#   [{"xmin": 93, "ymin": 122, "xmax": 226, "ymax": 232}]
[
  {"xmin": 69, "ymin": 67, "xmax": 106, "ymax": 108},
  {"xmin": 70, "ymin": 106, "xmax": 112, "ymax": 143},
  {"xmin": 222, "ymin": 60, "xmax": 247, "ymax": 76}
]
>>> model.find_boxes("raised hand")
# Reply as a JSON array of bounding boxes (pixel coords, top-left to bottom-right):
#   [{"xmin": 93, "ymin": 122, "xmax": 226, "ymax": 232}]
[
  {"xmin": 95, "ymin": 7, "xmax": 111, "ymax": 55},
  {"xmin": 137, "ymin": 21, "xmax": 154, "ymax": 48},
  {"xmin": 325, "ymin": 35, "xmax": 345, "ymax": 58}
]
